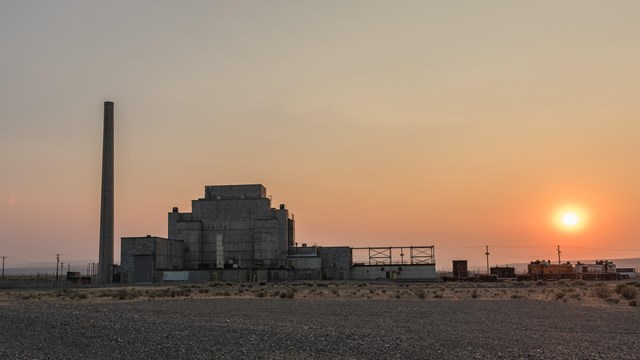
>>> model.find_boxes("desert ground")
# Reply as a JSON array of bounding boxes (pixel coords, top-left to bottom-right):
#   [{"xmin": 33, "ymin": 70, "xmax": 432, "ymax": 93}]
[{"xmin": 1, "ymin": 280, "xmax": 639, "ymax": 359}]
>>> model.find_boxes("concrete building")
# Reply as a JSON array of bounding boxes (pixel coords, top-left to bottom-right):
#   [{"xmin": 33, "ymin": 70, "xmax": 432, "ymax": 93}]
[
  {"xmin": 169, "ymin": 184, "xmax": 294, "ymax": 270},
  {"xmin": 120, "ymin": 236, "xmax": 183, "ymax": 283},
  {"xmin": 120, "ymin": 184, "xmax": 437, "ymax": 283}
]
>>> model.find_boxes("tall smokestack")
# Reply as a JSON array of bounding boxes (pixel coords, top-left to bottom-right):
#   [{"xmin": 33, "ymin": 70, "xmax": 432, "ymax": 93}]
[{"xmin": 98, "ymin": 101, "xmax": 114, "ymax": 283}]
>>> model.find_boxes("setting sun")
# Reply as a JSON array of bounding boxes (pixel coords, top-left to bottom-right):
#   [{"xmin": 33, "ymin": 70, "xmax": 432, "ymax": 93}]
[
  {"xmin": 562, "ymin": 212, "xmax": 579, "ymax": 227},
  {"xmin": 553, "ymin": 206, "xmax": 588, "ymax": 233}
]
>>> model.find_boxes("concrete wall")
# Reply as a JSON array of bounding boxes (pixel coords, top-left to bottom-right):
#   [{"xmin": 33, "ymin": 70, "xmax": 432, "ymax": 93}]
[
  {"xmin": 178, "ymin": 221, "xmax": 202, "ymax": 269},
  {"xmin": 155, "ymin": 238, "xmax": 184, "ymax": 270},
  {"xmin": 121, "ymin": 237, "xmax": 156, "ymax": 282},
  {"xmin": 318, "ymin": 247, "xmax": 352, "ymax": 280},
  {"xmin": 205, "ymin": 184, "xmax": 266, "ymax": 199},
  {"xmin": 288, "ymin": 256, "xmax": 322, "ymax": 270},
  {"xmin": 158, "ymin": 269, "xmax": 322, "ymax": 282},
  {"xmin": 121, "ymin": 236, "xmax": 184, "ymax": 283},
  {"xmin": 255, "ymin": 219, "xmax": 280, "ymax": 268},
  {"xmin": 350, "ymin": 264, "xmax": 437, "ymax": 281},
  {"xmin": 152, "ymin": 265, "xmax": 436, "ymax": 284}
]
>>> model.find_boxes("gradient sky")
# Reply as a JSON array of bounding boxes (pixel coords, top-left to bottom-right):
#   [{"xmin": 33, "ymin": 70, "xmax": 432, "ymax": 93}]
[{"xmin": 2, "ymin": 1, "xmax": 640, "ymax": 271}]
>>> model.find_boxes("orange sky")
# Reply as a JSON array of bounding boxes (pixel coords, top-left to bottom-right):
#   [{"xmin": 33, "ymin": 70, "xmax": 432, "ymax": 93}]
[{"xmin": 1, "ymin": 1, "xmax": 640, "ymax": 270}]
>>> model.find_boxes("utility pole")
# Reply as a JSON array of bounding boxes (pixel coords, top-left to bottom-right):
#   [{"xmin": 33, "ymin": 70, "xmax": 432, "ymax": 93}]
[
  {"xmin": 485, "ymin": 246, "xmax": 490, "ymax": 274},
  {"xmin": 55, "ymin": 254, "xmax": 60, "ymax": 288},
  {"xmin": 1, "ymin": 256, "xmax": 6, "ymax": 279},
  {"xmin": 557, "ymin": 245, "xmax": 561, "ymax": 264}
]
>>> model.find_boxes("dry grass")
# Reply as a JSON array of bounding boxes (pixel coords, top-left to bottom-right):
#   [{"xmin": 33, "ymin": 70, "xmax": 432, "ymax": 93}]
[{"xmin": 1, "ymin": 280, "xmax": 638, "ymax": 308}]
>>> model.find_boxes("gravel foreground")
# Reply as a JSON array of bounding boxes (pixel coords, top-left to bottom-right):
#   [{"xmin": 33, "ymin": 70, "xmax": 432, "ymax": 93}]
[{"xmin": 1, "ymin": 298, "xmax": 639, "ymax": 359}]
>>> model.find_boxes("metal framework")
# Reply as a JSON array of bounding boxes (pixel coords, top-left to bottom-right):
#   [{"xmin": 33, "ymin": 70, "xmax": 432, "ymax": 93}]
[{"xmin": 352, "ymin": 246, "xmax": 435, "ymax": 265}]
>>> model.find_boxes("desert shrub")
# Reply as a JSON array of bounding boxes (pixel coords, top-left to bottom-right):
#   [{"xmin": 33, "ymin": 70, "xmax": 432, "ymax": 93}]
[
  {"xmin": 223, "ymin": 290, "xmax": 231, "ymax": 297},
  {"xmin": 433, "ymin": 293, "xmax": 443, "ymax": 299},
  {"xmin": 629, "ymin": 300, "xmax": 637, "ymax": 307},
  {"xmin": 258, "ymin": 281, "xmax": 267, "ymax": 286},
  {"xmin": 569, "ymin": 293, "xmax": 581, "ymax": 300},
  {"xmin": 279, "ymin": 290, "xmax": 294, "ymax": 299},
  {"xmin": 77, "ymin": 292, "xmax": 89, "ymax": 299},
  {"xmin": 414, "ymin": 289, "xmax": 426, "ymax": 299},
  {"xmin": 511, "ymin": 294, "xmax": 523, "ymax": 299},
  {"xmin": 605, "ymin": 297, "xmax": 620, "ymax": 304},
  {"xmin": 255, "ymin": 291, "xmax": 266, "ymax": 298},
  {"xmin": 619, "ymin": 285, "xmax": 638, "ymax": 300},
  {"xmin": 331, "ymin": 288, "xmax": 340, "ymax": 296},
  {"xmin": 198, "ymin": 288, "xmax": 209, "ymax": 294},
  {"xmin": 471, "ymin": 290, "xmax": 479, "ymax": 299},
  {"xmin": 591, "ymin": 285, "xmax": 611, "ymax": 299},
  {"xmin": 571, "ymin": 280, "xmax": 587, "ymax": 286},
  {"xmin": 116, "ymin": 288, "xmax": 139, "ymax": 300},
  {"xmin": 535, "ymin": 281, "xmax": 548, "ymax": 286}
]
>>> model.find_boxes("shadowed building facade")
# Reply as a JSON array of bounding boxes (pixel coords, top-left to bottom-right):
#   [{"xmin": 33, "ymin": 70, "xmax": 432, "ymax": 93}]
[
  {"xmin": 169, "ymin": 184, "xmax": 295, "ymax": 270},
  {"xmin": 120, "ymin": 184, "xmax": 435, "ymax": 283}
]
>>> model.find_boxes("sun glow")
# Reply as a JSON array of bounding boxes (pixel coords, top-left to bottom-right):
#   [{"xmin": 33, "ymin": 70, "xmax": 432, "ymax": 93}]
[
  {"xmin": 553, "ymin": 206, "xmax": 588, "ymax": 232},
  {"xmin": 562, "ymin": 212, "xmax": 579, "ymax": 227}
]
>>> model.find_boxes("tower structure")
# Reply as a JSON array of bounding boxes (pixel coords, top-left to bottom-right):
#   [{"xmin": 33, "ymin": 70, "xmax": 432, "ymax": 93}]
[{"xmin": 98, "ymin": 101, "xmax": 114, "ymax": 283}]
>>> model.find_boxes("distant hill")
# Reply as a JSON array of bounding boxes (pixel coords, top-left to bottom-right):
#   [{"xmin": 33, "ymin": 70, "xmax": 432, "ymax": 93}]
[{"xmin": 4, "ymin": 260, "xmax": 95, "ymax": 276}]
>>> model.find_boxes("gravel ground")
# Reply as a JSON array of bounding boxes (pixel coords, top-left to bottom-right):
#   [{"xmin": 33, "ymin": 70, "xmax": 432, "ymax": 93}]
[{"xmin": 1, "ymin": 298, "xmax": 639, "ymax": 359}]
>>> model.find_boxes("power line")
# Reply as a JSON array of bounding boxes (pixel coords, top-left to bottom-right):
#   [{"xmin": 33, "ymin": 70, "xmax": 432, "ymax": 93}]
[
  {"xmin": 437, "ymin": 246, "xmax": 485, "ymax": 249},
  {"xmin": 562, "ymin": 246, "xmax": 640, "ymax": 252},
  {"xmin": 55, "ymin": 254, "xmax": 60, "ymax": 288}
]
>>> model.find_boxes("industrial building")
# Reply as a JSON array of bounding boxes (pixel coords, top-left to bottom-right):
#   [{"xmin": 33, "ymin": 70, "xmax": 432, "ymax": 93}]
[
  {"xmin": 120, "ymin": 184, "xmax": 437, "ymax": 283},
  {"xmin": 169, "ymin": 184, "xmax": 294, "ymax": 270}
]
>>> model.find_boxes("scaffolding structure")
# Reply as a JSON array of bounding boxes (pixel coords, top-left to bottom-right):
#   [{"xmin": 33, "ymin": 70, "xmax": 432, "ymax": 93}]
[{"xmin": 352, "ymin": 246, "xmax": 435, "ymax": 266}]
